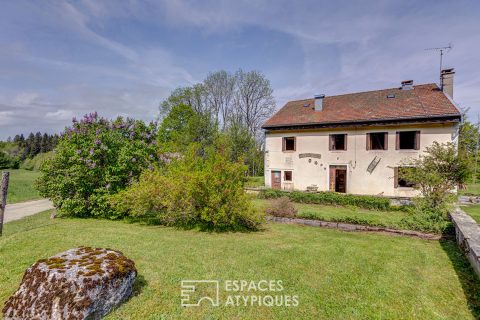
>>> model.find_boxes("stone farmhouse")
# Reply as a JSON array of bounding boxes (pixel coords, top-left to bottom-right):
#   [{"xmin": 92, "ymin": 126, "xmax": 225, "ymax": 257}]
[{"xmin": 262, "ymin": 69, "xmax": 460, "ymax": 197}]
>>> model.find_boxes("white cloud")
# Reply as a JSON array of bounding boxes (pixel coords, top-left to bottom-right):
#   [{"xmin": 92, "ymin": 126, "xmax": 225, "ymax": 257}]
[{"xmin": 45, "ymin": 109, "xmax": 75, "ymax": 121}]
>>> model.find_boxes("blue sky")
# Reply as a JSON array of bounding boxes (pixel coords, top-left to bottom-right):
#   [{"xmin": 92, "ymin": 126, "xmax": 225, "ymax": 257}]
[{"xmin": 1, "ymin": 0, "xmax": 479, "ymax": 139}]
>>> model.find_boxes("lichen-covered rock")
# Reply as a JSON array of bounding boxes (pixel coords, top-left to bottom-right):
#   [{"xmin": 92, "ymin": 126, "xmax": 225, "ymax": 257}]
[{"xmin": 3, "ymin": 247, "xmax": 137, "ymax": 320}]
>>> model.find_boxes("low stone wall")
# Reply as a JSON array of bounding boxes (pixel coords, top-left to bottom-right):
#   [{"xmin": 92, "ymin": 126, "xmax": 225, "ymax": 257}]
[
  {"xmin": 450, "ymin": 207, "xmax": 480, "ymax": 278},
  {"xmin": 458, "ymin": 195, "xmax": 480, "ymax": 205}
]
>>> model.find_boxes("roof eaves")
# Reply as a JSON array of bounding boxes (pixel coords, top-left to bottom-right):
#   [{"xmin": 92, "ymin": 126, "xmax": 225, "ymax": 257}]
[{"xmin": 262, "ymin": 114, "xmax": 461, "ymax": 130}]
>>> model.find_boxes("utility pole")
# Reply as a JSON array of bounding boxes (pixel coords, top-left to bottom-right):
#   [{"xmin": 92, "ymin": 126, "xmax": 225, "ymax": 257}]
[{"xmin": 0, "ymin": 171, "xmax": 10, "ymax": 236}]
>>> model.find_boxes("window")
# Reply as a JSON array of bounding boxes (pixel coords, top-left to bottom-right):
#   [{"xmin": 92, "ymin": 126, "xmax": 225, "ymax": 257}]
[
  {"xmin": 394, "ymin": 167, "xmax": 416, "ymax": 188},
  {"xmin": 284, "ymin": 171, "xmax": 292, "ymax": 181},
  {"xmin": 367, "ymin": 132, "xmax": 388, "ymax": 150},
  {"xmin": 329, "ymin": 134, "xmax": 347, "ymax": 151},
  {"xmin": 283, "ymin": 137, "xmax": 296, "ymax": 151},
  {"xmin": 396, "ymin": 131, "xmax": 420, "ymax": 150}
]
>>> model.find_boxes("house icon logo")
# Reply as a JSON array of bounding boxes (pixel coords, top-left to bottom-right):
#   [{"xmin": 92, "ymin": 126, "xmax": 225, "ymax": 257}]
[{"xmin": 180, "ymin": 280, "xmax": 220, "ymax": 307}]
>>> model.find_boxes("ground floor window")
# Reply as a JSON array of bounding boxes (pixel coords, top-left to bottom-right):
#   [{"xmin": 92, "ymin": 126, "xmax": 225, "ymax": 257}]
[
  {"xmin": 284, "ymin": 171, "xmax": 292, "ymax": 181},
  {"xmin": 394, "ymin": 167, "xmax": 416, "ymax": 188}
]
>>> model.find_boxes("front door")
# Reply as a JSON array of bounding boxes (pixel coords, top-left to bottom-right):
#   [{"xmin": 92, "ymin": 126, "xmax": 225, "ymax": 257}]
[
  {"xmin": 271, "ymin": 171, "xmax": 281, "ymax": 189},
  {"xmin": 329, "ymin": 165, "xmax": 347, "ymax": 193}
]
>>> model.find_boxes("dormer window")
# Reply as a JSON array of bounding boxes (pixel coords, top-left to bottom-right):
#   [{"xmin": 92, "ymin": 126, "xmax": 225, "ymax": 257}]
[{"xmin": 282, "ymin": 137, "xmax": 296, "ymax": 151}]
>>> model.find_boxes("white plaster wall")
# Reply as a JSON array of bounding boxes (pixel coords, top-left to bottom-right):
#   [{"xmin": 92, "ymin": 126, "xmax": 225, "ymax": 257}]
[{"xmin": 264, "ymin": 123, "xmax": 459, "ymax": 197}]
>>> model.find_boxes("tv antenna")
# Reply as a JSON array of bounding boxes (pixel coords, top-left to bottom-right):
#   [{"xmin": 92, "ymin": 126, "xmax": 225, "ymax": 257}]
[{"xmin": 425, "ymin": 43, "xmax": 453, "ymax": 87}]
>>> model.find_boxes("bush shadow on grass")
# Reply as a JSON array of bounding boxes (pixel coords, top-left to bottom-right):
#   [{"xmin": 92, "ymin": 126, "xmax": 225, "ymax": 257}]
[
  {"xmin": 123, "ymin": 216, "xmax": 266, "ymax": 233},
  {"xmin": 440, "ymin": 238, "xmax": 480, "ymax": 318}
]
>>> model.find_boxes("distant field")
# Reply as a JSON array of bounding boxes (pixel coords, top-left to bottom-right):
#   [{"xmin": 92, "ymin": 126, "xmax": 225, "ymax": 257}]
[
  {"xmin": 245, "ymin": 176, "xmax": 264, "ymax": 188},
  {"xmin": 460, "ymin": 182, "xmax": 480, "ymax": 196},
  {"xmin": 2, "ymin": 169, "xmax": 41, "ymax": 204}
]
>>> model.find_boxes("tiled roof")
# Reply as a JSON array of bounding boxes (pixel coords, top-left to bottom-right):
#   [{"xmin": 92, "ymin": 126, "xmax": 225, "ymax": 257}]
[{"xmin": 263, "ymin": 83, "xmax": 461, "ymax": 129}]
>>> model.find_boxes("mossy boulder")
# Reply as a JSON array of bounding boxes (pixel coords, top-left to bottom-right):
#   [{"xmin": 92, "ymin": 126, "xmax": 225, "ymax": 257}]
[{"xmin": 3, "ymin": 247, "xmax": 137, "ymax": 320}]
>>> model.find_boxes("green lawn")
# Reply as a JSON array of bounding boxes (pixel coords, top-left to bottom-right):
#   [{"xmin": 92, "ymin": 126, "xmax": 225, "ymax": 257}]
[
  {"xmin": 460, "ymin": 182, "xmax": 480, "ymax": 196},
  {"xmin": 462, "ymin": 205, "xmax": 480, "ymax": 223},
  {"xmin": 245, "ymin": 176, "xmax": 264, "ymax": 188},
  {"xmin": 253, "ymin": 198, "xmax": 411, "ymax": 230},
  {"xmin": 2, "ymin": 169, "xmax": 41, "ymax": 204},
  {"xmin": 1, "ymin": 211, "xmax": 479, "ymax": 319}
]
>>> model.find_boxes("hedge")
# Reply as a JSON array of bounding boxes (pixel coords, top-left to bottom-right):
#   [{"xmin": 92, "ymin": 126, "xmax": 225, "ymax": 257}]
[{"xmin": 259, "ymin": 189, "xmax": 402, "ymax": 211}]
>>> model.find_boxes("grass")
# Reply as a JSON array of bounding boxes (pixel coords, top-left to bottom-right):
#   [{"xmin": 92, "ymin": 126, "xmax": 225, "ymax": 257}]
[
  {"xmin": 460, "ymin": 182, "xmax": 480, "ymax": 196},
  {"xmin": 2, "ymin": 169, "xmax": 41, "ymax": 204},
  {"xmin": 1, "ymin": 210, "xmax": 479, "ymax": 319},
  {"xmin": 245, "ymin": 176, "xmax": 264, "ymax": 188},
  {"xmin": 462, "ymin": 205, "xmax": 480, "ymax": 223},
  {"xmin": 253, "ymin": 198, "xmax": 411, "ymax": 230}
]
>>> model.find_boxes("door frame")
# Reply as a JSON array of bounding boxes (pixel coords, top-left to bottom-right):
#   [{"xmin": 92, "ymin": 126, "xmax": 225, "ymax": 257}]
[{"xmin": 328, "ymin": 164, "xmax": 348, "ymax": 193}]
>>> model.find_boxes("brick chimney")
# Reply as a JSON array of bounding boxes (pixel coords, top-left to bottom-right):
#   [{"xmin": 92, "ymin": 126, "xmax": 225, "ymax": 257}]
[
  {"xmin": 314, "ymin": 94, "xmax": 325, "ymax": 111},
  {"xmin": 441, "ymin": 68, "xmax": 455, "ymax": 98}
]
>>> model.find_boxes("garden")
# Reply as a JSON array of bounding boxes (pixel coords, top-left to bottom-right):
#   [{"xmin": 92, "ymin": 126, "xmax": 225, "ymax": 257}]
[
  {"xmin": 1, "ymin": 71, "xmax": 480, "ymax": 319},
  {"xmin": 1, "ymin": 210, "xmax": 479, "ymax": 319}
]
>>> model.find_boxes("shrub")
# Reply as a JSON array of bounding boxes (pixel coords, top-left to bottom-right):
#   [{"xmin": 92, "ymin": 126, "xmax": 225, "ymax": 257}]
[
  {"xmin": 36, "ymin": 113, "xmax": 158, "ymax": 218},
  {"xmin": 0, "ymin": 151, "xmax": 20, "ymax": 169},
  {"xmin": 111, "ymin": 145, "xmax": 263, "ymax": 231},
  {"xmin": 266, "ymin": 197, "xmax": 297, "ymax": 218},
  {"xmin": 400, "ymin": 198, "xmax": 452, "ymax": 233},
  {"xmin": 20, "ymin": 152, "xmax": 54, "ymax": 171},
  {"xmin": 401, "ymin": 142, "xmax": 468, "ymax": 210},
  {"xmin": 259, "ymin": 189, "xmax": 393, "ymax": 211}
]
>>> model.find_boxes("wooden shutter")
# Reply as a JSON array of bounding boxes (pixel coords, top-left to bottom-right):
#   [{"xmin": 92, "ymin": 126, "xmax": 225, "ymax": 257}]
[
  {"xmin": 344, "ymin": 134, "xmax": 348, "ymax": 150},
  {"xmin": 415, "ymin": 131, "xmax": 420, "ymax": 150},
  {"xmin": 293, "ymin": 137, "xmax": 296, "ymax": 151},
  {"xmin": 366, "ymin": 133, "xmax": 371, "ymax": 150},
  {"xmin": 394, "ymin": 167, "xmax": 399, "ymax": 188},
  {"xmin": 329, "ymin": 135, "xmax": 333, "ymax": 150},
  {"xmin": 384, "ymin": 133, "xmax": 388, "ymax": 150},
  {"xmin": 282, "ymin": 137, "xmax": 285, "ymax": 151},
  {"xmin": 395, "ymin": 132, "xmax": 400, "ymax": 150}
]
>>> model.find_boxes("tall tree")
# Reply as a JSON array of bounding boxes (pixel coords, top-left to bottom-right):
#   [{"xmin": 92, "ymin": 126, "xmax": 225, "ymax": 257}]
[
  {"xmin": 204, "ymin": 70, "xmax": 236, "ymax": 129},
  {"xmin": 458, "ymin": 118, "xmax": 479, "ymax": 181},
  {"xmin": 233, "ymin": 70, "xmax": 275, "ymax": 138},
  {"xmin": 158, "ymin": 104, "xmax": 217, "ymax": 154}
]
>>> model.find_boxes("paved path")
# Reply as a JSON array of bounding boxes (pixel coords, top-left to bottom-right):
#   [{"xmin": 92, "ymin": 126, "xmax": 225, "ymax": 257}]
[{"xmin": 3, "ymin": 199, "xmax": 54, "ymax": 223}]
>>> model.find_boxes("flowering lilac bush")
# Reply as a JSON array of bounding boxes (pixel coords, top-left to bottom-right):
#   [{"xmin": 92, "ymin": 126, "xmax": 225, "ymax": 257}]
[{"xmin": 37, "ymin": 112, "xmax": 158, "ymax": 218}]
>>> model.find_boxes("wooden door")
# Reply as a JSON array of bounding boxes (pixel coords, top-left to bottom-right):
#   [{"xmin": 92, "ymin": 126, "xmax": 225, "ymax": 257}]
[
  {"xmin": 335, "ymin": 169, "xmax": 347, "ymax": 193},
  {"xmin": 271, "ymin": 171, "xmax": 281, "ymax": 189},
  {"xmin": 329, "ymin": 165, "xmax": 347, "ymax": 193}
]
